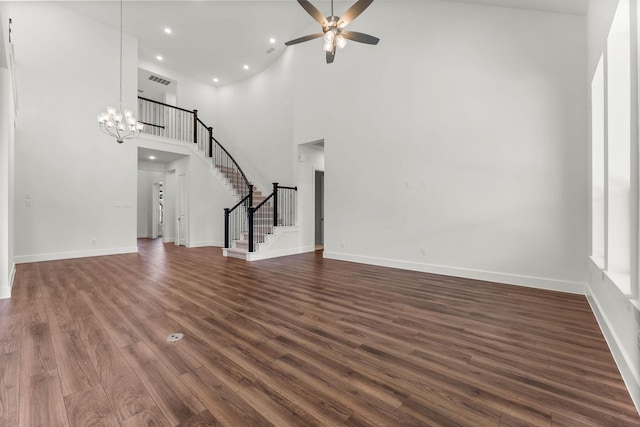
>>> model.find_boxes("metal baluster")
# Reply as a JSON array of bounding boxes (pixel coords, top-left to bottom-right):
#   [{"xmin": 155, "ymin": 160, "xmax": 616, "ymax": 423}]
[{"xmin": 288, "ymin": 190, "xmax": 291, "ymax": 225}]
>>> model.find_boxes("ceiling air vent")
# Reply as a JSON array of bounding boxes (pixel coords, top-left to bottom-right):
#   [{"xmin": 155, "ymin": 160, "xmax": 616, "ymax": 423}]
[{"xmin": 148, "ymin": 75, "xmax": 171, "ymax": 86}]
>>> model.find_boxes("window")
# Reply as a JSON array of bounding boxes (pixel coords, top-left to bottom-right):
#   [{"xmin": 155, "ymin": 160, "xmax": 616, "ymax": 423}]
[
  {"xmin": 591, "ymin": 55, "xmax": 605, "ymax": 268},
  {"xmin": 594, "ymin": 0, "xmax": 633, "ymax": 295}
]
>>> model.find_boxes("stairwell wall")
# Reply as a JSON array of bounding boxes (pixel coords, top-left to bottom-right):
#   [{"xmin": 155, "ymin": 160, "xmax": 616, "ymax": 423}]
[
  {"xmin": 215, "ymin": 1, "xmax": 588, "ymax": 291},
  {"xmin": 215, "ymin": 50, "xmax": 295, "ymax": 192},
  {"xmin": 161, "ymin": 154, "xmax": 235, "ymax": 248}
]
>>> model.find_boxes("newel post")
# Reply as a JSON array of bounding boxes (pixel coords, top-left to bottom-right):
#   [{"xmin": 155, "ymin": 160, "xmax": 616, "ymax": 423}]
[
  {"xmin": 224, "ymin": 208, "xmax": 230, "ymax": 248},
  {"xmin": 272, "ymin": 182, "xmax": 279, "ymax": 227},
  {"xmin": 208, "ymin": 127, "xmax": 213, "ymax": 158},
  {"xmin": 192, "ymin": 109, "xmax": 198, "ymax": 144},
  {"xmin": 248, "ymin": 207, "xmax": 255, "ymax": 253}
]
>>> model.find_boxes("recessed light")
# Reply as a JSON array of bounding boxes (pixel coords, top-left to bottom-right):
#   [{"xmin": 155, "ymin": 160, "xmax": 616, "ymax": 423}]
[
  {"xmin": 149, "ymin": 155, "xmax": 156, "ymax": 160},
  {"xmin": 269, "ymin": 38, "xmax": 276, "ymax": 44},
  {"xmin": 156, "ymin": 55, "xmax": 163, "ymax": 61},
  {"xmin": 164, "ymin": 27, "xmax": 172, "ymax": 34},
  {"xmin": 243, "ymin": 64, "xmax": 249, "ymax": 70},
  {"xmin": 213, "ymin": 78, "xmax": 219, "ymax": 83}
]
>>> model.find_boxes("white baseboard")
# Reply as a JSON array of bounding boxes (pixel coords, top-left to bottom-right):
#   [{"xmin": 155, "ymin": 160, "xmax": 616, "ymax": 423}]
[
  {"xmin": 0, "ymin": 263, "xmax": 13, "ymax": 299},
  {"xmin": 137, "ymin": 233, "xmax": 150, "ymax": 238},
  {"xmin": 14, "ymin": 246, "xmax": 139, "ymax": 264},
  {"xmin": 187, "ymin": 241, "xmax": 223, "ymax": 248},
  {"xmin": 9, "ymin": 262, "xmax": 15, "ymax": 288},
  {"xmin": 322, "ymin": 252, "xmax": 587, "ymax": 295},
  {"xmin": 587, "ymin": 292, "xmax": 640, "ymax": 414},
  {"xmin": 163, "ymin": 237, "xmax": 176, "ymax": 243},
  {"xmin": 247, "ymin": 245, "xmax": 315, "ymax": 261}
]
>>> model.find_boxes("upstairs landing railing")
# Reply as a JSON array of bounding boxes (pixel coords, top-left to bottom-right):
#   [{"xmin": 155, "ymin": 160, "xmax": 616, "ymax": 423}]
[{"xmin": 138, "ymin": 96, "xmax": 296, "ymax": 253}]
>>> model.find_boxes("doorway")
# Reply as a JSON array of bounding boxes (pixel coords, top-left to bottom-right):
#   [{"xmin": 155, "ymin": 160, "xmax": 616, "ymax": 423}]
[
  {"xmin": 177, "ymin": 173, "xmax": 187, "ymax": 246},
  {"xmin": 151, "ymin": 182, "xmax": 164, "ymax": 239},
  {"xmin": 315, "ymin": 170, "xmax": 324, "ymax": 249}
]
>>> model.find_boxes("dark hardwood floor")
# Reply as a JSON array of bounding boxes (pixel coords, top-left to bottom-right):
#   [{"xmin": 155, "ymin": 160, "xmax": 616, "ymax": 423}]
[{"xmin": 1, "ymin": 238, "xmax": 638, "ymax": 426}]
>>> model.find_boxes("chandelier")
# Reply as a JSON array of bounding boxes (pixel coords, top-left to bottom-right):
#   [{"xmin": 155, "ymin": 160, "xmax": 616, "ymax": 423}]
[{"xmin": 97, "ymin": 0, "xmax": 143, "ymax": 143}]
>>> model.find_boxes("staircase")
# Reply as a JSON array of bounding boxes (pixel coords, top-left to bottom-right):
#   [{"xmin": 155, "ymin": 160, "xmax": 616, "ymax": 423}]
[
  {"xmin": 138, "ymin": 96, "xmax": 298, "ymax": 260},
  {"xmin": 215, "ymin": 165, "xmax": 272, "ymax": 260}
]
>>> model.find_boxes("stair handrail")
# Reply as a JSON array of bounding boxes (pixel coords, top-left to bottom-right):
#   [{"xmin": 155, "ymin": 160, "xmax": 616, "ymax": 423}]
[
  {"xmin": 138, "ymin": 95, "xmax": 193, "ymax": 113},
  {"xmin": 211, "ymin": 135, "xmax": 251, "ymax": 190},
  {"xmin": 137, "ymin": 96, "xmax": 251, "ymax": 192}
]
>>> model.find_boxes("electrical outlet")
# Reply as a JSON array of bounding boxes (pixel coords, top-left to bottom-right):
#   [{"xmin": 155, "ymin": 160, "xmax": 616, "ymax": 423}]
[
  {"xmin": 420, "ymin": 248, "xmax": 427, "ymax": 256},
  {"xmin": 92, "ymin": 239, "xmax": 96, "ymax": 245},
  {"xmin": 340, "ymin": 241, "xmax": 346, "ymax": 248}
]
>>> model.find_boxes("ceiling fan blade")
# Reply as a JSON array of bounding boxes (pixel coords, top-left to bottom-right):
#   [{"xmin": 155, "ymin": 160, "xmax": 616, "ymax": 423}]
[
  {"xmin": 337, "ymin": 0, "xmax": 374, "ymax": 28},
  {"xmin": 297, "ymin": 0, "xmax": 329, "ymax": 27},
  {"xmin": 285, "ymin": 33, "xmax": 324, "ymax": 46},
  {"xmin": 326, "ymin": 48, "xmax": 336, "ymax": 64},
  {"xmin": 341, "ymin": 31, "xmax": 379, "ymax": 45}
]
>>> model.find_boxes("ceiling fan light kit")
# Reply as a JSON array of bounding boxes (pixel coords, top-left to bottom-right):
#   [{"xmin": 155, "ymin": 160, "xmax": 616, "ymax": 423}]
[{"xmin": 285, "ymin": 0, "xmax": 380, "ymax": 64}]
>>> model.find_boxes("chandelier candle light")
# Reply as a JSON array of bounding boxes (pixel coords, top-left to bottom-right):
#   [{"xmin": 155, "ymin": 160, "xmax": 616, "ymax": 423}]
[{"xmin": 97, "ymin": 0, "xmax": 143, "ymax": 143}]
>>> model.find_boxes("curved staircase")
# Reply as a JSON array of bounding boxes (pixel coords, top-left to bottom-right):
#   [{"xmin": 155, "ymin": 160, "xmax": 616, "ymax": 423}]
[{"xmin": 138, "ymin": 96, "xmax": 298, "ymax": 261}]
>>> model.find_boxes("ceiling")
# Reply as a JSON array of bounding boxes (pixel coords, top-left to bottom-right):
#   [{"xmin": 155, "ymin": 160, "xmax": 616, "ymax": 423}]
[
  {"xmin": 59, "ymin": 0, "xmax": 587, "ymax": 88},
  {"xmin": 138, "ymin": 147, "xmax": 186, "ymax": 163}
]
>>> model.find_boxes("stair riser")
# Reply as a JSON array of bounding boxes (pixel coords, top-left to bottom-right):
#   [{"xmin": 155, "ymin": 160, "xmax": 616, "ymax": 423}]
[{"xmin": 226, "ymin": 251, "xmax": 247, "ymax": 260}]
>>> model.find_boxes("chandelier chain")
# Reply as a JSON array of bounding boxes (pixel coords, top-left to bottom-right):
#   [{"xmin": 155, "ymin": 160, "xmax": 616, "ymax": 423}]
[
  {"xmin": 119, "ymin": 0, "xmax": 123, "ymax": 113},
  {"xmin": 96, "ymin": 0, "xmax": 143, "ymax": 144}
]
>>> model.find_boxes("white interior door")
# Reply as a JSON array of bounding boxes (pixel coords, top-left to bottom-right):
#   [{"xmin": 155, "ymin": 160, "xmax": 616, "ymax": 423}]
[
  {"xmin": 178, "ymin": 174, "xmax": 187, "ymax": 246},
  {"xmin": 151, "ymin": 183, "xmax": 159, "ymax": 239},
  {"xmin": 315, "ymin": 170, "xmax": 324, "ymax": 246}
]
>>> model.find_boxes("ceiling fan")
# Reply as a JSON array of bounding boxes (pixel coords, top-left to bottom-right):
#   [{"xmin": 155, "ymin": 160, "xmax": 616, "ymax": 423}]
[{"xmin": 285, "ymin": 0, "xmax": 380, "ymax": 64}]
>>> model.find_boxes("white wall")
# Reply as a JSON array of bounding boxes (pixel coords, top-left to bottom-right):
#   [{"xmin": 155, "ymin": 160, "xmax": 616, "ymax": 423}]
[
  {"xmin": 9, "ymin": 2, "xmax": 139, "ymax": 262},
  {"xmin": 586, "ymin": 0, "xmax": 640, "ymax": 412},
  {"xmin": 138, "ymin": 60, "xmax": 217, "ymax": 128},
  {"xmin": 216, "ymin": 1, "xmax": 588, "ymax": 292},
  {"xmin": 0, "ymin": 8, "xmax": 15, "ymax": 299}
]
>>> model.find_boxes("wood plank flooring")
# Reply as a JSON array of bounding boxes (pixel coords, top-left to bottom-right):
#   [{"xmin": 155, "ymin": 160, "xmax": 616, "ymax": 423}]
[{"xmin": 0, "ymin": 238, "xmax": 638, "ymax": 426}]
